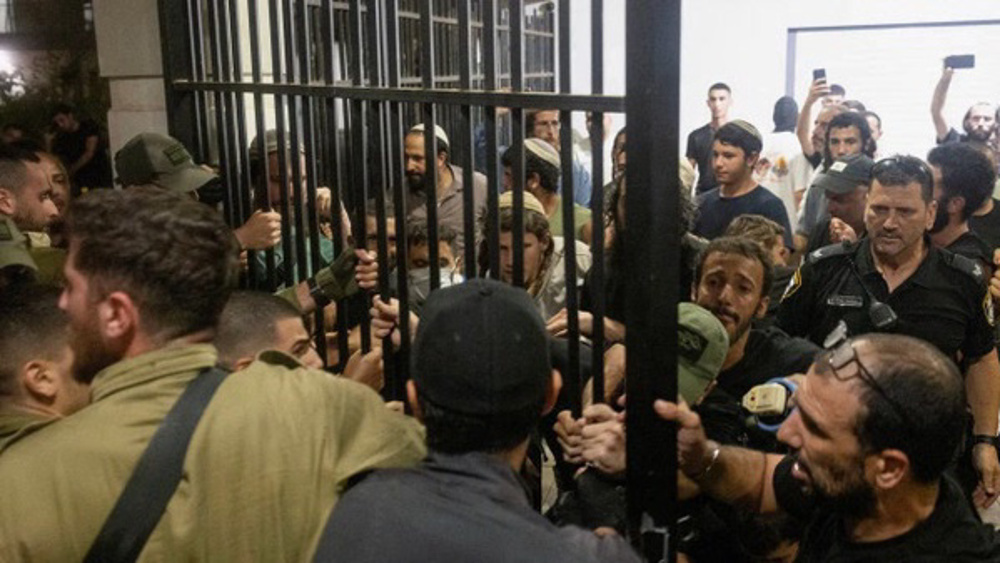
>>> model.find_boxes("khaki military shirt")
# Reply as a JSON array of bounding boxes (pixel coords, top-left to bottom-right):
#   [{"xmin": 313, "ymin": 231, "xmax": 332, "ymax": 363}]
[
  {"xmin": 0, "ymin": 343, "xmax": 426, "ymax": 562},
  {"xmin": 0, "ymin": 404, "xmax": 54, "ymax": 454}
]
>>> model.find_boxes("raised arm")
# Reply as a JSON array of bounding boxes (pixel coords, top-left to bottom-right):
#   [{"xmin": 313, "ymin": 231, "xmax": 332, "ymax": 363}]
[
  {"xmin": 796, "ymin": 79, "xmax": 828, "ymax": 157},
  {"xmin": 930, "ymin": 66, "xmax": 954, "ymax": 143}
]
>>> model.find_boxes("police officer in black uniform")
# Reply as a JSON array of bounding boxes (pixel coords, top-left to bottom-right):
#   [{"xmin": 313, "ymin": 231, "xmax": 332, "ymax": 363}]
[{"xmin": 777, "ymin": 155, "xmax": 1000, "ymax": 508}]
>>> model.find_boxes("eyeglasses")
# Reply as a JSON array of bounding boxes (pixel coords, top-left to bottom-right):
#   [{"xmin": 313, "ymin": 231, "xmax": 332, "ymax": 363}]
[
  {"xmin": 825, "ymin": 340, "xmax": 916, "ymax": 431},
  {"xmin": 872, "ymin": 155, "xmax": 933, "ymax": 190}
]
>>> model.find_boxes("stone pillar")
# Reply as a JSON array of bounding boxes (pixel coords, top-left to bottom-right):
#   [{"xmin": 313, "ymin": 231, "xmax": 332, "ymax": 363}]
[{"xmin": 92, "ymin": 0, "xmax": 167, "ymax": 164}]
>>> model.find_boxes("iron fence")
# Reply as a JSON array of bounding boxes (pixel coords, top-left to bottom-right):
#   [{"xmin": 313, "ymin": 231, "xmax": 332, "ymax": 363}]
[{"xmin": 159, "ymin": 0, "xmax": 680, "ymax": 558}]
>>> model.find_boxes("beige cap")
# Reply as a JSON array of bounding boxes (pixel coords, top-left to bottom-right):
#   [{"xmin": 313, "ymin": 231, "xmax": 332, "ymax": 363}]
[
  {"xmin": 499, "ymin": 190, "xmax": 547, "ymax": 217},
  {"xmin": 523, "ymin": 137, "xmax": 561, "ymax": 168}
]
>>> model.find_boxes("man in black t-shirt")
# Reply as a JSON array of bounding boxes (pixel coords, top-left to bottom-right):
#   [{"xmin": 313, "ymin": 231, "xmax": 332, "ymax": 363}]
[
  {"xmin": 688, "ymin": 237, "xmax": 819, "ymax": 448},
  {"xmin": 660, "ymin": 334, "xmax": 1000, "ymax": 562},
  {"xmin": 692, "ymin": 120, "xmax": 794, "ymax": 249},
  {"xmin": 931, "ymin": 65, "xmax": 996, "ymax": 146},
  {"xmin": 687, "ymin": 83, "xmax": 731, "ymax": 194},
  {"xmin": 927, "ymin": 142, "xmax": 997, "ymax": 270},
  {"xmin": 49, "ymin": 104, "xmax": 112, "ymax": 194}
]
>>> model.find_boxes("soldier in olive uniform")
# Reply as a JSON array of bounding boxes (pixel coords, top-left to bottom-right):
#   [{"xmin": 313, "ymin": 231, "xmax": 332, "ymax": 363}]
[{"xmin": 0, "ymin": 187, "xmax": 425, "ymax": 562}]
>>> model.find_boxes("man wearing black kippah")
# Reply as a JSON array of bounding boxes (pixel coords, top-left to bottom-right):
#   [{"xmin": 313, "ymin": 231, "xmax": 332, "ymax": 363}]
[
  {"xmin": 692, "ymin": 120, "xmax": 795, "ymax": 251},
  {"xmin": 314, "ymin": 279, "xmax": 641, "ymax": 563}
]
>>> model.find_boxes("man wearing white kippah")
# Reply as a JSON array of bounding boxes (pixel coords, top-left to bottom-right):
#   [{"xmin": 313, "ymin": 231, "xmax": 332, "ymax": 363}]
[{"xmin": 404, "ymin": 123, "xmax": 487, "ymax": 257}]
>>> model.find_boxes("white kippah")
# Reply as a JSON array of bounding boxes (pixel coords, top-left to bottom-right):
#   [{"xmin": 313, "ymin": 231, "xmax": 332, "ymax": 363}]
[
  {"xmin": 409, "ymin": 123, "xmax": 451, "ymax": 149},
  {"xmin": 523, "ymin": 137, "xmax": 561, "ymax": 169}
]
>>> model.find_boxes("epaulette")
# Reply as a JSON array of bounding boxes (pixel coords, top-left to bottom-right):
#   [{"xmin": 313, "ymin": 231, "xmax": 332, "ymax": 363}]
[
  {"xmin": 942, "ymin": 250, "xmax": 987, "ymax": 285},
  {"xmin": 256, "ymin": 349, "xmax": 305, "ymax": 369},
  {"xmin": 804, "ymin": 242, "xmax": 854, "ymax": 266}
]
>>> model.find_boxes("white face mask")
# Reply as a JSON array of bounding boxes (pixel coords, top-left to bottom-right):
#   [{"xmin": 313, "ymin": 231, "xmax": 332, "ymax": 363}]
[{"xmin": 407, "ymin": 266, "xmax": 464, "ymax": 312}]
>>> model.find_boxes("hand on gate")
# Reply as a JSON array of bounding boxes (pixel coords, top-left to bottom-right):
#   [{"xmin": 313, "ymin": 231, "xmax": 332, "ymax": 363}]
[
  {"xmin": 579, "ymin": 404, "xmax": 626, "ymax": 477},
  {"xmin": 654, "ymin": 400, "xmax": 715, "ymax": 480},
  {"xmin": 342, "ymin": 347, "xmax": 385, "ymax": 392},
  {"xmin": 235, "ymin": 210, "xmax": 282, "ymax": 250},
  {"xmin": 355, "ymin": 249, "xmax": 379, "ymax": 290}
]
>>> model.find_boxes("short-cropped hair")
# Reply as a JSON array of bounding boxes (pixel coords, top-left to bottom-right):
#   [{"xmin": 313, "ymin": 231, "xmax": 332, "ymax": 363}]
[
  {"xmin": 0, "ymin": 284, "xmax": 67, "ymax": 397},
  {"xmin": 215, "ymin": 290, "xmax": 303, "ymax": 369},
  {"xmin": 64, "ymin": 187, "xmax": 239, "ymax": 341}
]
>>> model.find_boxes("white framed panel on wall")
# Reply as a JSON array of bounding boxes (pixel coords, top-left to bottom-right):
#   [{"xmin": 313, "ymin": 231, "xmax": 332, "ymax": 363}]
[{"xmin": 789, "ymin": 20, "xmax": 1000, "ymax": 159}]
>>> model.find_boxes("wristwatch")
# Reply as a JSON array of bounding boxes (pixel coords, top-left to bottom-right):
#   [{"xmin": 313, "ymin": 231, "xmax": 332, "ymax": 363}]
[{"xmin": 971, "ymin": 434, "xmax": 999, "ymax": 449}]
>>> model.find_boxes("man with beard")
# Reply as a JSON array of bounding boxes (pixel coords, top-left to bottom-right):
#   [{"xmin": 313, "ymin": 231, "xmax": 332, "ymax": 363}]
[
  {"xmin": 927, "ymin": 142, "xmax": 996, "ymax": 269},
  {"xmin": 0, "ymin": 187, "xmax": 425, "ymax": 561},
  {"xmin": 660, "ymin": 333, "xmax": 1000, "ymax": 560},
  {"xmin": 688, "ymin": 237, "xmax": 818, "ymax": 446},
  {"xmin": 777, "ymin": 155, "xmax": 1000, "ymax": 508},
  {"xmin": 404, "ymin": 123, "xmax": 487, "ymax": 257},
  {"xmin": 932, "ymin": 64, "xmax": 997, "ymax": 146},
  {"xmin": 0, "ymin": 146, "xmax": 59, "ymax": 234}
]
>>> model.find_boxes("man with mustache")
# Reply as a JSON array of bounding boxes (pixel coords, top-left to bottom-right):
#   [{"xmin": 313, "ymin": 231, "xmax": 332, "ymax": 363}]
[
  {"xmin": 659, "ymin": 333, "xmax": 1000, "ymax": 561},
  {"xmin": 777, "ymin": 155, "xmax": 1000, "ymax": 509},
  {"xmin": 932, "ymin": 64, "xmax": 997, "ymax": 146},
  {"xmin": 691, "ymin": 237, "xmax": 818, "ymax": 417},
  {"xmin": 403, "ymin": 123, "xmax": 487, "ymax": 258}
]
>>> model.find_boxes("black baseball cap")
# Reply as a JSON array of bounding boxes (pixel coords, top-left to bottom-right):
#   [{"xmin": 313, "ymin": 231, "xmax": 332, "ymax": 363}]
[
  {"xmin": 813, "ymin": 153, "xmax": 874, "ymax": 195},
  {"xmin": 412, "ymin": 278, "xmax": 551, "ymax": 415}
]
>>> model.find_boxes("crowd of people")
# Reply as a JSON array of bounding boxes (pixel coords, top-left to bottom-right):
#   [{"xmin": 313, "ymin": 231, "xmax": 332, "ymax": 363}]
[{"xmin": 4, "ymin": 62, "xmax": 1000, "ymax": 562}]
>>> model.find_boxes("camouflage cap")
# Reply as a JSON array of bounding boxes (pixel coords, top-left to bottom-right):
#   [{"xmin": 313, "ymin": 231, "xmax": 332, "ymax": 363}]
[{"xmin": 115, "ymin": 132, "xmax": 218, "ymax": 193}]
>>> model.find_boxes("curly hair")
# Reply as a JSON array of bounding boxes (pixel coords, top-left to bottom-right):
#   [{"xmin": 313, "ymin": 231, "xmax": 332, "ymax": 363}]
[{"xmin": 64, "ymin": 186, "xmax": 240, "ymax": 341}]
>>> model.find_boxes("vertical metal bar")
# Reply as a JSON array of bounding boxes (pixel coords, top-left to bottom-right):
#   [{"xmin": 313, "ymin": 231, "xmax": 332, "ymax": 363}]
[
  {"xmin": 589, "ymin": 0, "xmax": 606, "ymax": 402},
  {"xmin": 350, "ymin": 0, "xmax": 373, "ymax": 353},
  {"xmin": 246, "ymin": 0, "xmax": 278, "ymax": 288},
  {"xmin": 205, "ymin": 0, "xmax": 237, "ymax": 230},
  {"xmin": 419, "ymin": 0, "xmax": 440, "ymax": 291},
  {"xmin": 482, "ymin": 0, "xmax": 500, "ymax": 279},
  {"xmin": 220, "ymin": 0, "xmax": 246, "ymax": 227},
  {"xmin": 386, "ymin": 0, "xmax": 411, "ymax": 401},
  {"xmin": 180, "ymin": 0, "xmax": 207, "ymax": 158},
  {"xmin": 625, "ymin": 0, "xmax": 680, "ymax": 560},
  {"xmin": 509, "ymin": 0, "xmax": 524, "ymax": 287},
  {"xmin": 268, "ymin": 0, "xmax": 296, "ymax": 289},
  {"xmin": 324, "ymin": 0, "xmax": 349, "ymax": 371},
  {"xmin": 557, "ymin": 0, "xmax": 580, "ymax": 418},
  {"xmin": 283, "ymin": 0, "xmax": 309, "ymax": 283},
  {"xmin": 458, "ymin": 0, "xmax": 476, "ymax": 278},
  {"xmin": 297, "ymin": 0, "xmax": 328, "ymax": 361},
  {"xmin": 160, "ymin": 0, "xmax": 200, "ymax": 157},
  {"xmin": 366, "ymin": 0, "xmax": 395, "ymax": 387}
]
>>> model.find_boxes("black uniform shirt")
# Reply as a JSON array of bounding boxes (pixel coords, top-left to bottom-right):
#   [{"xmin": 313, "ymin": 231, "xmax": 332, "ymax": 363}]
[
  {"xmin": 776, "ymin": 240, "xmax": 994, "ymax": 364},
  {"xmin": 772, "ymin": 457, "xmax": 1000, "ymax": 562}
]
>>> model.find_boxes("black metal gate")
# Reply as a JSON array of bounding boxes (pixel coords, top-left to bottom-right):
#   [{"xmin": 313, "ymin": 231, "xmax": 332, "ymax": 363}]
[{"xmin": 159, "ymin": 0, "xmax": 680, "ymax": 559}]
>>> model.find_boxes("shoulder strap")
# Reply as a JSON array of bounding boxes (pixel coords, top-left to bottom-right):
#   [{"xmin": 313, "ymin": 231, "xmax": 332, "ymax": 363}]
[
  {"xmin": 804, "ymin": 241, "xmax": 854, "ymax": 266},
  {"xmin": 83, "ymin": 366, "xmax": 229, "ymax": 563}
]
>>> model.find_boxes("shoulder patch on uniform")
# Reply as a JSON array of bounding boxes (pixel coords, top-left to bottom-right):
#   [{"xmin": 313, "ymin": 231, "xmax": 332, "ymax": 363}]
[
  {"xmin": 943, "ymin": 251, "xmax": 986, "ymax": 284},
  {"xmin": 781, "ymin": 267, "xmax": 802, "ymax": 301},
  {"xmin": 805, "ymin": 242, "xmax": 852, "ymax": 266}
]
